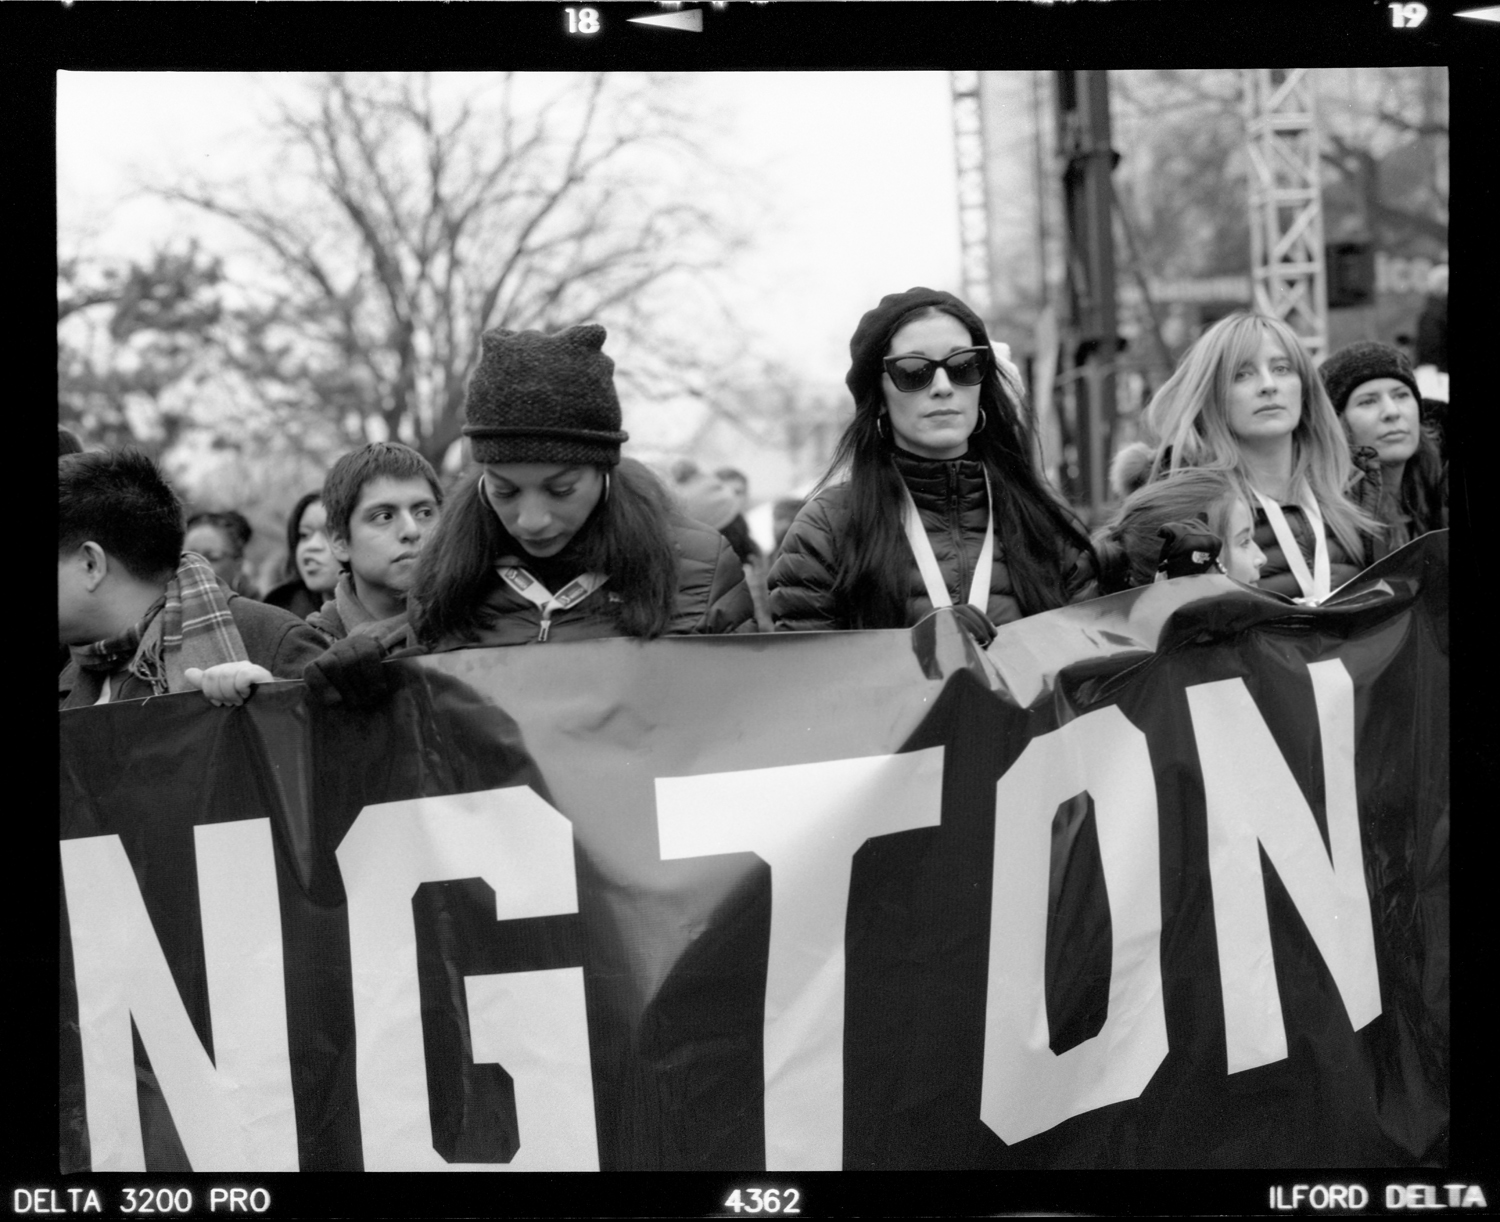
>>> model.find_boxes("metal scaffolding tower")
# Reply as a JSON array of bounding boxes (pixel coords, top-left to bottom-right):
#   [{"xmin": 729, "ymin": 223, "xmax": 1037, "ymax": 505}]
[
  {"xmin": 950, "ymin": 71, "xmax": 993, "ymax": 320},
  {"xmin": 1056, "ymin": 69, "xmax": 1120, "ymax": 517},
  {"xmin": 1243, "ymin": 69, "xmax": 1329, "ymax": 359}
]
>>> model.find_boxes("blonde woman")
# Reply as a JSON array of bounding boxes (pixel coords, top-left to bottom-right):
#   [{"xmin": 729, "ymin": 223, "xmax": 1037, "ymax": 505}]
[{"xmin": 1140, "ymin": 313, "xmax": 1380, "ymax": 601}]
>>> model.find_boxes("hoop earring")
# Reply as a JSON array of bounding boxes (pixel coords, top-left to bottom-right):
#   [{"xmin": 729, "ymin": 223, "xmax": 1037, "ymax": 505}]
[
  {"xmin": 972, "ymin": 408, "xmax": 987, "ymax": 435},
  {"xmin": 876, "ymin": 414, "xmax": 890, "ymax": 443},
  {"xmin": 602, "ymin": 468, "xmax": 611, "ymax": 504}
]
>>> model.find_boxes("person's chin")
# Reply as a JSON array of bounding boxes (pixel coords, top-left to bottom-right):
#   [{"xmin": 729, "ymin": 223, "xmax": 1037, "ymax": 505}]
[{"xmin": 925, "ymin": 433, "xmax": 970, "ymax": 457}]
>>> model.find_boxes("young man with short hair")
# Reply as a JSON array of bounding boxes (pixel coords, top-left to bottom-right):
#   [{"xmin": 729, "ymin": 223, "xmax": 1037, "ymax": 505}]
[
  {"xmin": 59, "ymin": 449, "xmax": 325, "ymax": 708},
  {"xmin": 307, "ymin": 442, "xmax": 444, "ymax": 647}
]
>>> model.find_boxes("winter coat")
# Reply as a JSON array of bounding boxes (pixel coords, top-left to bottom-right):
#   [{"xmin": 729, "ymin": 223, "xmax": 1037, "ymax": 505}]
[
  {"xmin": 1251, "ymin": 501, "xmax": 1372, "ymax": 599},
  {"xmin": 427, "ymin": 517, "xmax": 755, "ymax": 652},
  {"xmin": 768, "ymin": 449, "xmax": 1095, "ymax": 632},
  {"xmin": 59, "ymin": 592, "xmax": 326, "ymax": 709},
  {"xmin": 1113, "ymin": 441, "xmax": 1382, "ymax": 599},
  {"xmin": 263, "ymin": 577, "xmax": 330, "ymax": 621},
  {"xmin": 306, "ymin": 574, "xmax": 415, "ymax": 651}
]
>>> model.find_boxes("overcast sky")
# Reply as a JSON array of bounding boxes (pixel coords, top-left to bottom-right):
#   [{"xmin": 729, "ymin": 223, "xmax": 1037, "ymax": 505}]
[{"xmin": 56, "ymin": 70, "xmax": 969, "ymax": 402}]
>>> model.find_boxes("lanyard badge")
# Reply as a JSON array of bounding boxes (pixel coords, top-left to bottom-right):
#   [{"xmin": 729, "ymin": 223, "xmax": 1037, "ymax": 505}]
[
  {"xmin": 1252, "ymin": 489, "xmax": 1330, "ymax": 603},
  {"xmin": 900, "ymin": 469, "xmax": 995, "ymax": 613}
]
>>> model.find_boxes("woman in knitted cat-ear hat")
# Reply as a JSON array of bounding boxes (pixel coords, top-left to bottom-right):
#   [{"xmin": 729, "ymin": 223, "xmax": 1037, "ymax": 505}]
[{"xmin": 410, "ymin": 323, "xmax": 754, "ymax": 648}]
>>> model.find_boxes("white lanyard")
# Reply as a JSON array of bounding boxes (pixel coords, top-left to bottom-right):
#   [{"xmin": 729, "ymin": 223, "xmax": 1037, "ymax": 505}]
[
  {"xmin": 1252, "ymin": 488, "xmax": 1330, "ymax": 603},
  {"xmin": 497, "ymin": 566, "xmax": 608, "ymax": 642},
  {"xmin": 900, "ymin": 469, "xmax": 994, "ymax": 612}
]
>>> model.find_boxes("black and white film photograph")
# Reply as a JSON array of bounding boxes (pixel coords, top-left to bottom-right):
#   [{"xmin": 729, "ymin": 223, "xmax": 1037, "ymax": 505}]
[{"xmin": 30, "ymin": 0, "xmax": 1489, "ymax": 1216}]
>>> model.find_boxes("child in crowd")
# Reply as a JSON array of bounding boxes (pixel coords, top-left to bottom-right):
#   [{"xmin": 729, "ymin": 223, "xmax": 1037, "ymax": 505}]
[{"xmin": 1093, "ymin": 468, "xmax": 1266, "ymax": 594}]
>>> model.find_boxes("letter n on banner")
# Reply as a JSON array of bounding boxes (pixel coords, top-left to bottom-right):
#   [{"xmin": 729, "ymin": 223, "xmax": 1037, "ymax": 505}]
[
  {"xmin": 656, "ymin": 748, "xmax": 946, "ymax": 1172},
  {"xmin": 336, "ymin": 786, "xmax": 597, "ymax": 1172},
  {"xmin": 1188, "ymin": 659, "xmax": 1381, "ymax": 1074},
  {"xmin": 981, "ymin": 706, "xmax": 1167, "ymax": 1145},
  {"xmin": 59, "ymin": 819, "xmax": 297, "ymax": 1171}
]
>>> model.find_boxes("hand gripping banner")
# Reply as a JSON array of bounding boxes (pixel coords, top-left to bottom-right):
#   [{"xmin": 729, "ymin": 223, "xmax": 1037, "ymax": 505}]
[{"xmin": 58, "ymin": 533, "xmax": 1449, "ymax": 1171}]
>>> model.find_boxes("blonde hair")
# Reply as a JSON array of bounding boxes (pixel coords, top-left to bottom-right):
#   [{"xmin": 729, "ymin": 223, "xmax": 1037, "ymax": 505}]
[
  {"xmin": 1093, "ymin": 469, "xmax": 1242, "ymax": 592},
  {"xmin": 1143, "ymin": 313, "xmax": 1377, "ymax": 559}
]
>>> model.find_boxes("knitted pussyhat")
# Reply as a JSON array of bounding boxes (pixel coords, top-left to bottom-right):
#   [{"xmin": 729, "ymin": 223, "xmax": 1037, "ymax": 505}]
[{"xmin": 463, "ymin": 323, "xmax": 628, "ymax": 466}]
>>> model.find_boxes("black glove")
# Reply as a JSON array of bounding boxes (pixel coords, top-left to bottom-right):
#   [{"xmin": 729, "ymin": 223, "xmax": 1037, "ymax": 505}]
[
  {"xmin": 1155, "ymin": 523, "xmax": 1222, "ymax": 582},
  {"xmin": 950, "ymin": 602, "xmax": 998, "ymax": 648},
  {"xmin": 303, "ymin": 633, "xmax": 393, "ymax": 708}
]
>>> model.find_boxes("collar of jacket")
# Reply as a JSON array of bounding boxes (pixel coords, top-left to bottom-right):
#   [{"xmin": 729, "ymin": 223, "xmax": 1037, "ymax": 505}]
[{"xmin": 890, "ymin": 447, "xmax": 987, "ymax": 510}]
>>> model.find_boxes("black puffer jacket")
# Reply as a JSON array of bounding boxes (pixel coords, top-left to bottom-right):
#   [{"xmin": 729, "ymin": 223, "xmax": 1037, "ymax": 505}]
[
  {"xmin": 768, "ymin": 450, "xmax": 1094, "ymax": 631},
  {"xmin": 1252, "ymin": 503, "xmax": 1372, "ymax": 599},
  {"xmin": 429, "ymin": 517, "xmax": 755, "ymax": 651}
]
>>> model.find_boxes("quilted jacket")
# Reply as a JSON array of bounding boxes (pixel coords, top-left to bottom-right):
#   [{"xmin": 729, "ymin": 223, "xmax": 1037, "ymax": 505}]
[
  {"xmin": 768, "ymin": 449, "xmax": 1094, "ymax": 631},
  {"xmin": 427, "ymin": 516, "xmax": 755, "ymax": 651}
]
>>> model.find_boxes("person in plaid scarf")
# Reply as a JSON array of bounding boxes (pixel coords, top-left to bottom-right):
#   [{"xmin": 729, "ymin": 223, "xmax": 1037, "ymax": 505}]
[{"xmin": 59, "ymin": 449, "xmax": 326, "ymax": 709}]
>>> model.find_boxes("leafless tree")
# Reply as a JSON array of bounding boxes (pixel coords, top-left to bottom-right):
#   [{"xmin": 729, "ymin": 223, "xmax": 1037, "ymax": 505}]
[{"xmin": 150, "ymin": 72, "xmax": 749, "ymax": 466}]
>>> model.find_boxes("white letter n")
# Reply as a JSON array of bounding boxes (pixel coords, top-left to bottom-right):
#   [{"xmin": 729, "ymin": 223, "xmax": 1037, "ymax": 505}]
[
  {"xmin": 1187, "ymin": 659, "xmax": 1381, "ymax": 1074},
  {"xmin": 60, "ymin": 820, "xmax": 297, "ymax": 1171}
]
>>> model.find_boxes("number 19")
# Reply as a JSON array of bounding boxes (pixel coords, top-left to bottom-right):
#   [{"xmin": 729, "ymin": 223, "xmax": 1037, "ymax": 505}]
[{"xmin": 1389, "ymin": 3, "xmax": 1427, "ymax": 27}]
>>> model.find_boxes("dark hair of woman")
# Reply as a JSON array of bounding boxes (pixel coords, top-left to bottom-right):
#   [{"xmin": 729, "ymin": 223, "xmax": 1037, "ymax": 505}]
[
  {"xmin": 281, "ymin": 491, "xmax": 322, "ymax": 583},
  {"xmin": 1395, "ymin": 423, "xmax": 1447, "ymax": 543},
  {"xmin": 823, "ymin": 304, "xmax": 1096, "ymax": 629},
  {"xmin": 410, "ymin": 456, "xmax": 679, "ymax": 646}
]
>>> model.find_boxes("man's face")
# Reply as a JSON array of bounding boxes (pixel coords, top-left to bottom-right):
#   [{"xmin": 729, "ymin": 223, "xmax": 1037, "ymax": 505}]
[{"xmin": 330, "ymin": 476, "xmax": 441, "ymax": 607}]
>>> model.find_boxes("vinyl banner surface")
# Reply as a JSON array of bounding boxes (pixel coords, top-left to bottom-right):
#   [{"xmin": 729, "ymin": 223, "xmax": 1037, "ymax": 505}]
[{"xmin": 58, "ymin": 533, "xmax": 1449, "ymax": 1172}]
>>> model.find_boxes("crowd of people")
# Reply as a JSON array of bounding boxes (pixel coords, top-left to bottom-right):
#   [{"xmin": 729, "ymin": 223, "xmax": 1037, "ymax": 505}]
[{"xmin": 59, "ymin": 287, "xmax": 1448, "ymax": 710}]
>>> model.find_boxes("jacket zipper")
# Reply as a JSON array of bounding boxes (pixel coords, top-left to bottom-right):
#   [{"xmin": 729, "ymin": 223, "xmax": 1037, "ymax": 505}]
[{"xmin": 947, "ymin": 463, "xmax": 968, "ymax": 603}]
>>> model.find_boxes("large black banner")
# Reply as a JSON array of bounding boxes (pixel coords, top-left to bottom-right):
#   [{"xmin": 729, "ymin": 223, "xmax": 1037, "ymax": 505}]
[{"xmin": 59, "ymin": 534, "xmax": 1448, "ymax": 1172}]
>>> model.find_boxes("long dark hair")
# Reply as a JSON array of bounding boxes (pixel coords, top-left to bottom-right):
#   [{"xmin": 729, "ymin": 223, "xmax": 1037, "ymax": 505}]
[
  {"xmin": 823, "ymin": 304, "xmax": 1096, "ymax": 628},
  {"xmin": 1394, "ymin": 422, "xmax": 1447, "ymax": 545},
  {"xmin": 281, "ymin": 491, "xmax": 322, "ymax": 584},
  {"xmin": 409, "ymin": 457, "xmax": 679, "ymax": 646}
]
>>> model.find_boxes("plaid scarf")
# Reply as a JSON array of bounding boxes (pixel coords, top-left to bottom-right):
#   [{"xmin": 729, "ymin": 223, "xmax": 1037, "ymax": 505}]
[
  {"xmin": 71, "ymin": 552, "xmax": 249, "ymax": 697},
  {"xmin": 315, "ymin": 574, "xmax": 413, "ymax": 652}
]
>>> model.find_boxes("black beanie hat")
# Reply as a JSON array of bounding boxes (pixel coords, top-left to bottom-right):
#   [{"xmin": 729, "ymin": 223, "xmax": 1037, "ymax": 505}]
[
  {"xmin": 462, "ymin": 323, "xmax": 628, "ymax": 466},
  {"xmin": 1318, "ymin": 342, "xmax": 1421, "ymax": 415},
  {"xmin": 846, "ymin": 287, "xmax": 989, "ymax": 404}
]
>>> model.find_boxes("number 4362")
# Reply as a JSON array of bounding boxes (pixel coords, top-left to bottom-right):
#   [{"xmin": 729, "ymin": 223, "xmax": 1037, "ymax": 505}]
[{"xmin": 724, "ymin": 1187, "xmax": 801, "ymax": 1215}]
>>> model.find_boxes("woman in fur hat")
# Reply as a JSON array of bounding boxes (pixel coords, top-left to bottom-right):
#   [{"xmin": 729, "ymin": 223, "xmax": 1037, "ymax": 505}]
[
  {"xmin": 768, "ymin": 287, "xmax": 1096, "ymax": 639},
  {"xmin": 1319, "ymin": 340, "xmax": 1447, "ymax": 552},
  {"xmin": 408, "ymin": 323, "xmax": 754, "ymax": 649},
  {"xmin": 1135, "ymin": 313, "xmax": 1382, "ymax": 603}
]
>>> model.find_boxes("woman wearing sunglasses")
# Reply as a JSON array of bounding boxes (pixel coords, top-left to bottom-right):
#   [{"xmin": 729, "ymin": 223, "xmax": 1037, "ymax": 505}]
[{"xmin": 769, "ymin": 287, "xmax": 1095, "ymax": 638}]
